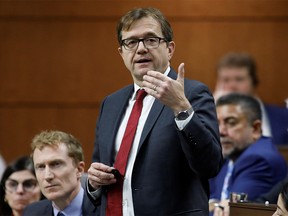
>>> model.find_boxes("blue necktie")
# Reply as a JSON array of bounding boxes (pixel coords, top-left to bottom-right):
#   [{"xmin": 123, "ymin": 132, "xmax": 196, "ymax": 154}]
[
  {"xmin": 221, "ymin": 160, "xmax": 234, "ymax": 200},
  {"xmin": 57, "ymin": 212, "xmax": 65, "ymax": 216}
]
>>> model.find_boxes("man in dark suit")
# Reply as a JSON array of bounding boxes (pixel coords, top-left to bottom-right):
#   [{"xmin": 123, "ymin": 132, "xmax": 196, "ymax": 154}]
[
  {"xmin": 23, "ymin": 130, "xmax": 98, "ymax": 216},
  {"xmin": 87, "ymin": 7, "xmax": 223, "ymax": 216},
  {"xmin": 210, "ymin": 93, "xmax": 287, "ymax": 216},
  {"xmin": 213, "ymin": 52, "xmax": 288, "ymax": 145}
]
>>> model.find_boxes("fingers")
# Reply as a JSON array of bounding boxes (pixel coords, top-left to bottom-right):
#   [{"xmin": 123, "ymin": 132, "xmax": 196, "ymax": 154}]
[
  {"xmin": 214, "ymin": 200, "xmax": 229, "ymax": 216},
  {"xmin": 143, "ymin": 70, "xmax": 165, "ymax": 86},
  {"xmin": 141, "ymin": 66, "xmax": 187, "ymax": 106},
  {"xmin": 214, "ymin": 203, "xmax": 224, "ymax": 211},
  {"xmin": 87, "ymin": 162, "xmax": 116, "ymax": 189},
  {"xmin": 142, "ymin": 64, "xmax": 185, "ymax": 92},
  {"xmin": 177, "ymin": 62, "xmax": 185, "ymax": 83},
  {"xmin": 142, "ymin": 70, "xmax": 167, "ymax": 95},
  {"xmin": 213, "ymin": 204, "xmax": 224, "ymax": 216}
]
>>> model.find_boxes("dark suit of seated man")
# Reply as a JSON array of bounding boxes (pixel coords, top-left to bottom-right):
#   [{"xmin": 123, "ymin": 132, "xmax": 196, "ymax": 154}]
[
  {"xmin": 209, "ymin": 93, "xmax": 287, "ymax": 216},
  {"xmin": 23, "ymin": 130, "xmax": 99, "ymax": 216}
]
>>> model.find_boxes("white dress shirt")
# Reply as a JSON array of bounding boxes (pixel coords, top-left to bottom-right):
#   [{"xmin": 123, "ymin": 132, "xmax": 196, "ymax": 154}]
[{"xmin": 257, "ymin": 98, "xmax": 272, "ymax": 137}]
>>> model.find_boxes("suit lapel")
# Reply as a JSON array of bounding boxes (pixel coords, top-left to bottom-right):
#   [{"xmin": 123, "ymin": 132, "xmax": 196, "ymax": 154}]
[
  {"xmin": 42, "ymin": 200, "xmax": 54, "ymax": 216},
  {"xmin": 138, "ymin": 99, "xmax": 164, "ymax": 151},
  {"xmin": 82, "ymin": 190, "xmax": 98, "ymax": 215}
]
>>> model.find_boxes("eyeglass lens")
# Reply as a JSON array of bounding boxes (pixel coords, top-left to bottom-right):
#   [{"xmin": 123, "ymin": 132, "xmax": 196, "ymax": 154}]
[
  {"xmin": 122, "ymin": 37, "xmax": 164, "ymax": 50},
  {"xmin": 5, "ymin": 179, "xmax": 37, "ymax": 192}
]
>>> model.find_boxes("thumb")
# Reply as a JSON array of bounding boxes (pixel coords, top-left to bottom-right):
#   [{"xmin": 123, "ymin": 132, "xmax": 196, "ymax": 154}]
[{"xmin": 177, "ymin": 62, "xmax": 185, "ymax": 85}]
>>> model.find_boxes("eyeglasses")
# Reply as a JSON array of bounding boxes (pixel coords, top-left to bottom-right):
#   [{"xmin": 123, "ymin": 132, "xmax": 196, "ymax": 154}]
[
  {"xmin": 121, "ymin": 37, "xmax": 167, "ymax": 51},
  {"xmin": 5, "ymin": 179, "xmax": 38, "ymax": 193}
]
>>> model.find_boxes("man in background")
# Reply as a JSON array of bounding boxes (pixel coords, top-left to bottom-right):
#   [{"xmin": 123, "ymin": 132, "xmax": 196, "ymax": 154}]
[
  {"xmin": 210, "ymin": 93, "xmax": 287, "ymax": 216},
  {"xmin": 23, "ymin": 130, "xmax": 98, "ymax": 216},
  {"xmin": 214, "ymin": 52, "xmax": 288, "ymax": 145}
]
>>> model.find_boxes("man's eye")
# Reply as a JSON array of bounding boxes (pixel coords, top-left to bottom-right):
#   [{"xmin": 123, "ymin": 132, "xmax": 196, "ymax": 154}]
[
  {"xmin": 228, "ymin": 122, "xmax": 237, "ymax": 127},
  {"xmin": 51, "ymin": 161, "xmax": 62, "ymax": 167},
  {"xmin": 146, "ymin": 38, "xmax": 157, "ymax": 43},
  {"xmin": 225, "ymin": 119, "xmax": 238, "ymax": 127},
  {"xmin": 126, "ymin": 40, "xmax": 137, "ymax": 46},
  {"xmin": 35, "ymin": 165, "xmax": 45, "ymax": 170}
]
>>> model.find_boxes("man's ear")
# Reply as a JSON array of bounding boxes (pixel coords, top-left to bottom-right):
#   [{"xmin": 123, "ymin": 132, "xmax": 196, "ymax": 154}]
[
  {"xmin": 76, "ymin": 161, "xmax": 85, "ymax": 177},
  {"xmin": 167, "ymin": 41, "xmax": 175, "ymax": 60},
  {"xmin": 118, "ymin": 47, "xmax": 123, "ymax": 56},
  {"xmin": 252, "ymin": 119, "xmax": 262, "ymax": 140}
]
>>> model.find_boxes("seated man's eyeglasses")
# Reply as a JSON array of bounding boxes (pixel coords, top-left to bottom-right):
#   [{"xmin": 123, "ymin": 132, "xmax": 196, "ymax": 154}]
[
  {"xmin": 5, "ymin": 179, "xmax": 38, "ymax": 193},
  {"xmin": 121, "ymin": 37, "xmax": 167, "ymax": 51}
]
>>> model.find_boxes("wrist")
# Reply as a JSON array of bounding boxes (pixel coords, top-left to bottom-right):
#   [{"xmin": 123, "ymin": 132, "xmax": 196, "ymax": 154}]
[
  {"xmin": 88, "ymin": 180, "xmax": 100, "ymax": 191},
  {"xmin": 175, "ymin": 107, "xmax": 193, "ymax": 120}
]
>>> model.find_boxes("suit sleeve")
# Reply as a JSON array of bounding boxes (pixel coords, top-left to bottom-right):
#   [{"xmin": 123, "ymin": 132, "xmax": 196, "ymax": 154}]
[{"xmin": 178, "ymin": 80, "xmax": 223, "ymax": 179}]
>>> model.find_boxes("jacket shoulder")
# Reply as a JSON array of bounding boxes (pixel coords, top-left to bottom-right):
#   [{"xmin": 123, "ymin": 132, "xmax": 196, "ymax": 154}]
[{"xmin": 23, "ymin": 199, "xmax": 52, "ymax": 216}]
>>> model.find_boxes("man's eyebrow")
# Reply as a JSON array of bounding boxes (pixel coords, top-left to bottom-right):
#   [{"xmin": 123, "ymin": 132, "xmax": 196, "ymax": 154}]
[
  {"xmin": 224, "ymin": 116, "xmax": 237, "ymax": 121},
  {"xmin": 144, "ymin": 32, "xmax": 158, "ymax": 37},
  {"xmin": 128, "ymin": 33, "xmax": 159, "ymax": 39}
]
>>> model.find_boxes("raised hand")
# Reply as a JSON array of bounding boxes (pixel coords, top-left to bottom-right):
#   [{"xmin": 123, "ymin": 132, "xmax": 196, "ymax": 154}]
[{"xmin": 142, "ymin": 63, "xmax": 191, "ymax": 114}]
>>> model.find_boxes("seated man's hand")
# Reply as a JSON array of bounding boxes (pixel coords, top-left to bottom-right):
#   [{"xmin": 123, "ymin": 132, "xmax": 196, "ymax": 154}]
[{"xmin": 213, "ymin": 199, "xmax": 229, "ymax": 216}]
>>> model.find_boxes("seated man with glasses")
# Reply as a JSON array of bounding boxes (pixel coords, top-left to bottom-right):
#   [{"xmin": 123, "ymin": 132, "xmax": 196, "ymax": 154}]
[{"xmin": 0, "ymin": 156, "xmax": 43, "ymax": 216}]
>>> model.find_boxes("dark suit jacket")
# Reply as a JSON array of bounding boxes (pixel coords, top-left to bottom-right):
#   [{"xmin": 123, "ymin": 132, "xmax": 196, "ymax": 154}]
[
  {"xmin": 92, "ymin": 69, "xmax": 223, "ymax": 215},
  {"xmin": 255, "ymin": 176, "xmax": 288, "ymax": 204},
  {"xmin": 265, "ymin": 104, "xmax": 288, "ymax": 145},
  {"xmin": 209, "ymin": 136, "xmax": 287, "ymax": 202},
  {"xmin": 22, "ymin": 185, "xmax": 99, "ymax": 216}
]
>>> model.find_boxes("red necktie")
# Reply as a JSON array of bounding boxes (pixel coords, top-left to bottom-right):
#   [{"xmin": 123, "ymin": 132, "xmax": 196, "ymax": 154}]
[{"xmin": 106, "ymin": 89, "xmax": 147, "ymax": 216}]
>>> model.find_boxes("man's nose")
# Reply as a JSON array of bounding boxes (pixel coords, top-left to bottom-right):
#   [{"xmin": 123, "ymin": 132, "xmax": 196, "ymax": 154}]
[
  {"xmin": 44, "ymin": 167, "xmax": 54, "ymax": 180},
  {"xmin": 136, "ymin": 40, "xmax": 148, "ymax": 51},
  {"xmin": 219, "ymin": 123, "xmax": 228, "ymax": 136}
]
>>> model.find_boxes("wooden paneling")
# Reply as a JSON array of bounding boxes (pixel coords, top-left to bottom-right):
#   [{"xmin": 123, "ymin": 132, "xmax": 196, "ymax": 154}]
[
  {"xmin": 229, "ymin": 202, "xmax": 276, "ymax": 216},
  {"xmin": 0, "ymin": 106, "xmax": 99, "ymax": 166},
  {"xmin": 0, "ymin": 0, "xmax": 287, "ymax": 167},
  {"xmin": 278, "ymin": 145, "xmax": 288, "ymax": 164}
]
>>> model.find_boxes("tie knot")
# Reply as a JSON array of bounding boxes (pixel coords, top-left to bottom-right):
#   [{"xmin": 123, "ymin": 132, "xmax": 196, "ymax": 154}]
[
  {"xmin": 136, "ymin": 89, "xmax": 147, "ymax": 101},
  {"xmin": 57, "ymin": 212, "xmax": 65, "ymax": 216}
]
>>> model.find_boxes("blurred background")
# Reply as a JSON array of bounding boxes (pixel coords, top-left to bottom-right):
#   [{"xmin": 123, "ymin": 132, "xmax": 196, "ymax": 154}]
[{"xmin": 0, "ymin": 0, "xmax": 287, "ymax": 167}]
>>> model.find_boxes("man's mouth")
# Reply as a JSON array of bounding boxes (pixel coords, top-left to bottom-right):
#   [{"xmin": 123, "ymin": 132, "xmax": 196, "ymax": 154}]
[
  {"xmin": 135, "ymin": 58, "xmax": 151, "ymax": 64},
  {"xmin": 45, "ymin": 184, "xmax": 57, "ymax": 189},
  {"xmin": 220, "ymin": 138, "xmax": 233, "ymax": 145}
]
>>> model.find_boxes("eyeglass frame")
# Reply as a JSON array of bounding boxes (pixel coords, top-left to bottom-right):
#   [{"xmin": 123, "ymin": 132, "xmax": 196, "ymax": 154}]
[
  {"xmin": 4, "ymin": 178, "xmax": 38, "ymax": 193},
  {"xmin": 121, "ymin": 36, "xmax": 168, "ymax": 51}
]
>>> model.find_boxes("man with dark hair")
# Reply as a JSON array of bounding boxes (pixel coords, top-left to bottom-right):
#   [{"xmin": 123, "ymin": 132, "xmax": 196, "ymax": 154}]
[
  {"xmin": 214, "ymin": 52, "xmax": 288, "ymax": 145},
  {"xmin": 210, "ymin": 93, "xmax": 287, "ymax": 216},
  {"xmin": 87, "ymin": 7, "xmax": 222, "ymax": 216}
]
